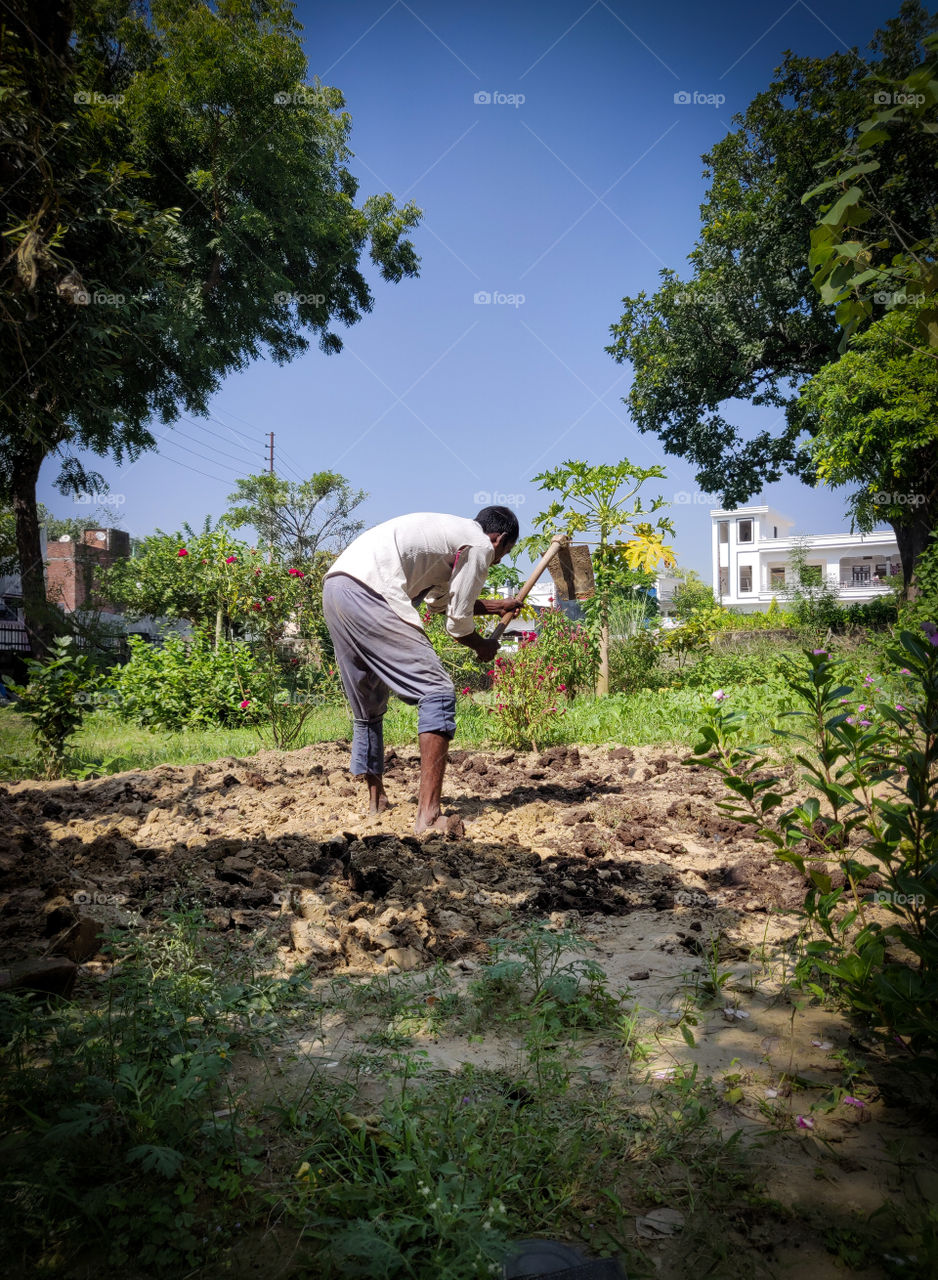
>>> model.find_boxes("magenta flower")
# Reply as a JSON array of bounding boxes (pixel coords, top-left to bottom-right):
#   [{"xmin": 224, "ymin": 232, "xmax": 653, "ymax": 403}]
[
  {"xmin": 177, "ymin": 547, "xmax": 188, "ymax": 557},
  {"xmin": 900, "ymin": 667, "xmax": 911, "ymax": 675},
  {"xmin": 812, "ymin": 649, "xmax": 827, "ymax": 656},
  {"xmin": 896, "ymin": 704, "xmax": 906, "ymax": 712},
  {"xmin": 266, "ymin": 596, "xmax": 274, "ymax": 603},
  {"xmin": 239, "ymin": 699, "xmax": 250, "ymax": 710},
  {"xmin": 461, "ymin": 686, "xmax": 470, "ymax": 695},
  {"xmin": 859, "ymin": 720, "xmax": 871, "ymax": 727},
  {"xmin": 858, "ymin": 705, "xmax": 866, "ymax": 713},
  {"xmin": 558, "ymin": 683, "xmax": 567, "ymax": 692},
  {"xmin": 842, "ymin": 1096, "xmax": 865, "ymax": 1108},
  {"xmin": 225, "ymin": 555, "xmax": 237, "ymax": 564},
  {"xmin": 796, "ymin": 1115, "xmax": 814, "ymax": 1130},
  {"xmin": 713, "ymin": 689, "xmax": 726, "ymax": 702}
]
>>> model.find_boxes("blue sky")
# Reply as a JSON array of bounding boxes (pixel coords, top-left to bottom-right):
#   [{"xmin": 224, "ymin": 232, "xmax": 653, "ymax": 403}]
[{"xmin": 41, "ymin": 0, "xmax": 903, "ymax": 578}]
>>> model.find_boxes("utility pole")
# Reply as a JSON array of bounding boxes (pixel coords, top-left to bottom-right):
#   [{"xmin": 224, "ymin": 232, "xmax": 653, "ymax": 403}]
[{"xmin": 266, "ymin": 432, "xmax": 275, "ymax": 475}]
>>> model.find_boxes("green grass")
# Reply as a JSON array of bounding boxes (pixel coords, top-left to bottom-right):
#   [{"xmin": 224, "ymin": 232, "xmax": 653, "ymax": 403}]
[{"xmin": 0, "ymin": 636, "xmax": 898, "ymax": 781}]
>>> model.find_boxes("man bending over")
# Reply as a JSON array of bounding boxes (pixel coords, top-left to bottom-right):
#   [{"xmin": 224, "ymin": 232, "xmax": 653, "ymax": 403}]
[{"xmin": 323, "ymin": 506, "xmax": 521, "ymax": 834}]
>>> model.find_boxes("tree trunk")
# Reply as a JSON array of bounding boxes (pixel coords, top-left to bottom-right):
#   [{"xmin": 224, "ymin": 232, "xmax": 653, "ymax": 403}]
[
  {"xmin": 891, "ymin": 505, "xmax": 936, "ymax": 602},
  {"xmin": 597, "ymin": 620, "xmax": 609, "ymax": 695},
  {"xmin": 12, "ymin": 439, "xmax": 58, "ymax": 657}
]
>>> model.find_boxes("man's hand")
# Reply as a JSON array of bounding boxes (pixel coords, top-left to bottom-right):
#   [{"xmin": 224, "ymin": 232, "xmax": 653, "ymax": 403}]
[
  {"xmin": 456, "ymin": 631, "xmax": 501, "ymax": 664},
  {"xmin": 473, "ymin": 595, "xmax": 525, "ymax": 617}
]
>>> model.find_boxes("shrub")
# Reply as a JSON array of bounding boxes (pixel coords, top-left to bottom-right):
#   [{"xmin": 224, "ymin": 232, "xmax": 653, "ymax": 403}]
[
  {"xmin": 609, "ymin": 629, "xmax": 659, "ymax": 693},
  {"xmin": 110, "ymin": 635, "xmax": 256, "ymax": 731},
  {"xmin": 485, "ymin": 640, "xmax": 566, "ymax": 751},
  {"xmin": 530, "ymin": 606, "xmax": 597, "ymax": 697},
  {"xmin": 691, "ymin": 634, "xmax": 938, "ymax": 1071},
  {"xmin": 11, "ymin": 637, "xmax": 100, "ymax": 776}
]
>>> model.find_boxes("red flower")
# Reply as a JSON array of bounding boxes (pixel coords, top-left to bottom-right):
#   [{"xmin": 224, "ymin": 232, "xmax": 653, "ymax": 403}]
[
  {"xmin": 239, "ymin": 699, "xmax": 250, "ymax": 710},
  {"xmin": 461, "ymin": 686, "xmax": 470, "ymax": 694},
  {"xmin": 251, "ymin": 602, "xmax": 263, "ymax": 611},
  {"xmin": 225, "ymin": 555, "xmax": 237, "ymax": 564},
  {"xmin": 177, "ymin": 548, "xmax": 188, "ymax": 557}
]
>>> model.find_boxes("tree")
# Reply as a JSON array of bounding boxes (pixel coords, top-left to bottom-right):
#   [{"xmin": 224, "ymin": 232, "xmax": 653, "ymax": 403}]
[
  {"xmin": 524, "ymin": 459, "xmax": 675, "ymax": 694},
  {"xmin": 670, "ymin": 569, "xmax": 715, "ymax": 622},
  {"xmin": 606, "ymin": 4, "xmax": 937, "ymax": 544},
  {"xmin": 0, "ymin": 0, "xmax": 421, "ymax": 653},
  {"xmin": 795, "ymin": 310, "xmax": 938, "ymax": 592},
  {"xmin": 225, "ymin": 471, "xmax": 366, "ymax": 562},
  {"xmin": 99, "ymin": 519, "xmax": 247, "ymax": 644},
  {"xmin": 804, "ymin": 32, "xmax": 938, "ymax": 348}
]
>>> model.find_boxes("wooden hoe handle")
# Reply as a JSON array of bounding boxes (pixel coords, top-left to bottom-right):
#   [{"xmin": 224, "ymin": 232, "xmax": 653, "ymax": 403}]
[{"xmin": 488, "ymin": 535, "xmax": 567, "ymax": 645}]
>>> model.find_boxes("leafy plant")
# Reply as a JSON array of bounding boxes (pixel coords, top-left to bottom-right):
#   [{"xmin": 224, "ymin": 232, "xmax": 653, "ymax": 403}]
[
  {"xmin": 485, "ymin": 640, "xmax": 566, "ymax": 751},
  {"xmin": 10, "ymin": 636, "xmax": 100, "ymax": 776},
  {"xmin": 690, "ymin": 636, "xmax": 938, "ymax": 1069},
  {"xmin": 110, "ymin": 633, "xmax": 256, "ymax": 731}
]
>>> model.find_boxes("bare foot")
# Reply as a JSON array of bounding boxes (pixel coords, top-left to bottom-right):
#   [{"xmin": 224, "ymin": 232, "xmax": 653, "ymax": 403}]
[
  {"xmin": 414, "ymin": 812, "xmax": 464, "ymax": 838},
  {"xmin": 366, "ymin": 774, "xmax": 390, "ymax": 815}
]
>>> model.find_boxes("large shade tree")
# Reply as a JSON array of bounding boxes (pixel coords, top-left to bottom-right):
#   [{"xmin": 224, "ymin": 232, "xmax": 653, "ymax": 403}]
[
  {"xmin": 606, "ymin": 2, "xmax": 937, "ymax": 582},
  {"xmin": 795, "ymin": 311, "xmax": 938, "ymax": 589},
  {"xmin": 0, "ymin": 0, "xmax": 421, "ymax": 651}
]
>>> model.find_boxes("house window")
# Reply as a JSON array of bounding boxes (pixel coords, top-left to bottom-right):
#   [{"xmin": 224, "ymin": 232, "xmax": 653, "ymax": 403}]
[
  {"xmin": 773, "ymin": 525, "xmax": 778, "ymax": 538},
  {"xmin": 770, "ymin": 567, "xmax": 785, "ymax": 588},
  {"xmin": 875, "ymin": 563, "xmax": 887, "ymax": 578},
  {"xmin": 718, "ymin": 521, "xmax": 729, "ymax": 544},
  {"xmin": 738, "ymin": 519, "xmax": 753, "ymax": 542},
  {"xmin": 719, "ymin": 568, "xmax": 728, "ymax": 595},
  {"xmin": 739, "ymin": 566, "xmax": 752, "ymax": 593}
]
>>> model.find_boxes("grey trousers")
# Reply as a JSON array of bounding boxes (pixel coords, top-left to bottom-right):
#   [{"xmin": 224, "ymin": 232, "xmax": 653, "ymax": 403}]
[{"xmin": 322, "ymin": 573, "xmax": 457, "ymax": 776}]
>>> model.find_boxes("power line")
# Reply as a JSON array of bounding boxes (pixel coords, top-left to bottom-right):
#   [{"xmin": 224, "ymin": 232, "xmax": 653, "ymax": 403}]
[
  {"xmin": 156, "ymin": 451, "xmax": 232, "ymax": 486},
  {"xmin": 160, "ymin": 438, "xmax": 247, "ymax": 475},
  {"xmin": 201, "ymin": 412, "xmax": 307, "ymax": 482},
  {"xmin": 180, "ymin": 417, "xmax": 263, "ymax": 463}
]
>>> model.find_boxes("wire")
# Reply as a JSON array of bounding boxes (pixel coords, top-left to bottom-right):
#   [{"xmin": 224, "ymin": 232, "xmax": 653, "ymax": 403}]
[
  {"xmin": 160, "ymin": 438, "xmax": 247, "ymax": 476},
  {"xmin": 156, "ymin": 452, "xmax": 232, "ymax": 486}
]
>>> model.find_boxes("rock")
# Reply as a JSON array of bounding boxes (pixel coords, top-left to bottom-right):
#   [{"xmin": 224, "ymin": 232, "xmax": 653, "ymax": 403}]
[
  {"xmin": 42, "ymin": 895, "xmax": 76, "ymax": 936},
  {"xmin": 628, "ymin": 970, "xmax": 650, "ymax": 981},
  {"xmin": 218, "ymin": 856, "xmax": 254, "ymax": 884},
  {"xmin": 61, "ymin": 916, "xmax": 105, "ymax": 962},
  {"xmin": 609, "ymin": 747, "xmax": 634, "ymax": 761},
  {"xmin": 0, "ymin": 955, "xmax": 77, "ymax": 999},
  {"xmin": 289, "ymin": 919, "xmax": 341, "ymax": 957},
  {"xmin": 382, "ymin": 946, "xmax": 424, "ymax": 971},
  {"xmin": 348, "ymin": 917, "xmax": 398, "ymax": 950}
]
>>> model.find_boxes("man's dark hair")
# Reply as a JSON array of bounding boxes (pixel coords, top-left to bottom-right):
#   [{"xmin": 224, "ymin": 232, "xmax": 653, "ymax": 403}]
[{"xmin": 474, "ymin": 505, "xmax": 519, "ymax": 548}]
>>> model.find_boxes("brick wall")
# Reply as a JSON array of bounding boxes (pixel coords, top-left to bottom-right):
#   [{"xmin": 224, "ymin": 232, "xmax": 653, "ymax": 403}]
[{"xmin": 45, "ymin": 528, "xmax": 131, "ymax": 612}]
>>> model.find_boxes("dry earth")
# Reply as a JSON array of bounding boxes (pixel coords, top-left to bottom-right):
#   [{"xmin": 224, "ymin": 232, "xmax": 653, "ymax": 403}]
[{"xmin": 0, "ymin": 741, "xmax": 935, "ymax": 1279}]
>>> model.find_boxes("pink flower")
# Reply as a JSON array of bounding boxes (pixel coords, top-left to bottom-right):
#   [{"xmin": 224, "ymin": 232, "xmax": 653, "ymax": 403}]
[
  {"xmin": 558, "ymin": 684, "xmax": 567, "ymax": 692},
  {"xmin": 900, "ymin": 667, "xmax": 911, "ymax": 675},
  {"xmin": 225, "ymin": 555, "xmax": 237, "ymax": 564},
  {"xmin": 796, "ymin": 1115, "xmax": 814, "ymax": 1130},
  {"xmin": 266, "ymin": 596, "xmax": 274, "ymax": 603},
  {"xmin": 896, "ymin": 704, "xmax": 906, "ymax": 712},
  {"xmin": 239, "ymin": 699, "xmax": 250, "ymax": 710},
  {"xmin": 177, "ymin": 548, "xmax": 188, "ymax": 557},
  {"xmin": 859, "ymin": 720, "xmax": 871, "ymax": 727},
  {"xmin": 813, "ymin": 649, "xmax": 827, "ymax": 656},
  {"xmin": 461, "ymin": 686, "xmax": 470, "ymax": 695},
  {"xmin": 842, "ymin": 1096, "xmax": 865, "ymax": 1108}
]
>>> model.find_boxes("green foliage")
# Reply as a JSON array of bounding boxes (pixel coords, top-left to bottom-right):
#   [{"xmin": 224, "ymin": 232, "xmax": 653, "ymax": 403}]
[
  {"xmin": 485, "ymin": 640, "xmax": 566, "ymax": 751},
  {"xmin": 609, "ymin": 629, "xmax": 660, "ymax": 694},
  {"xmin": 528, "ymin": 606, "xmax": 598, "ymax": 697},
  {"xmin": 803, "ymin": 31, "xmax": 938, "ymax": 347},
  {"xmin": 109, "ymin": 634, "xmax": 256, "ymax": 730},
  {"xmin": 606, "ymin": 4, "xmax": 937, "ymax": 507},
  {"xmin": 0, "ymin": 908, "xmax": 294, "ymax": 1274},
  {"xmin": 672, "ymin": 572, "xmax": 715, "ymax": 622},
  {"xmin": 10, "ymin": 637, "xmax": 100, "ymax": 776},
  {"xmin": 796, "ymin": 311, "xmax": 938, "ymax": 578},
  {"xmin": 423, "ymin": 612, "xmax": 490, "ymax": 693},
  {"xmin": 225, "ymin": 471, "xmax": 366, "ymax": 561},
  {"xmin": 690, "ymin": 639, "xmax": 938, "ymax": 1069},
  {"xmin": 0, "ymin": 0, "xmax": 420, "ymax": 646}
]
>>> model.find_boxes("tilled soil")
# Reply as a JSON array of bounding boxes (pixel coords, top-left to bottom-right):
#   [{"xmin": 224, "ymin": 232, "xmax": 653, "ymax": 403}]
[{"xmin": 0, "ymin": 740, "xmax": 811, "ymax": 976}]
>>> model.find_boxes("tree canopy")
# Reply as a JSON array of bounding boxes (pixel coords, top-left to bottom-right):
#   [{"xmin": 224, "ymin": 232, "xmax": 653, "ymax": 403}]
[
  {"xmin": 0, "ymin": 0, "xmax": 421, "ymax": 649},
  {"xmin": 605, "ymin": 3, "xmax": 937, "ymax": 515},
  {"xmin": 225, "ymin": 472, "xmax": 366, "ymax": 563}
]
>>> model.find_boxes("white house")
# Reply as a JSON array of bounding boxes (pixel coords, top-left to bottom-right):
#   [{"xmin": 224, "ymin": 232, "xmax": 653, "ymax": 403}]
[{"xmin": 711, "ymin": 505, "xmax": 901, "ymax": 612}]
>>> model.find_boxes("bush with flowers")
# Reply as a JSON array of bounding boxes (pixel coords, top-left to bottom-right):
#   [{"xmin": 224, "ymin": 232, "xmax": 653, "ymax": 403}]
[
  {"xmin": 486, "ymin": 637, "xmax": 567, "ymax": 751},
  {"xmin": 111, "ymin": 633, "xmax": 256, "ymax": 730},
  {"xmin": 528, "ymin": 605, "xmax": 598, "ymax": 698},
  {"xmin": 691, "ymin": 628, "xmax": 938, "ymax": 1071}
]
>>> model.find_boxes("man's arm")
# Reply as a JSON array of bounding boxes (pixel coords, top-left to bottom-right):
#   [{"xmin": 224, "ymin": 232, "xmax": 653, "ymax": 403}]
[{"xmin": 473, "ymin": 596, "xmax": 525, "ymax": 616}]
